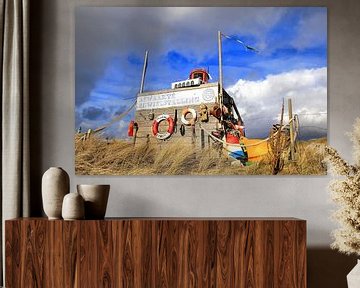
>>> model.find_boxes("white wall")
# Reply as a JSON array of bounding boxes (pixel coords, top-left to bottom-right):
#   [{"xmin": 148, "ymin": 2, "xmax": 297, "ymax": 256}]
[{"xmin": 33, "ymin": 0, "xmax": 360, "ymax": 249}]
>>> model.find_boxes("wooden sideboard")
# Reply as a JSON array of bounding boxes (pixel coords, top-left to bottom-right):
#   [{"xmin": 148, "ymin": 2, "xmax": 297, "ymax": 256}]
[{"xmin": 5, "ymin": 218, "xmax": 306, "ymax": 287}]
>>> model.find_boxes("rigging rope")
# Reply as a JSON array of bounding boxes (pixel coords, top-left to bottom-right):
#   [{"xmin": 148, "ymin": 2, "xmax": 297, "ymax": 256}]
[
  {"xmin": 200, "ymin": 124, "xmax": 272, "ymax": 147},
  {"xmin": 199, "ymin": 115, "xmax": 298, "ymax": 148},
  {"xmin": 92, "ymin": 100, "xmax": 137, "ymax": 134}
]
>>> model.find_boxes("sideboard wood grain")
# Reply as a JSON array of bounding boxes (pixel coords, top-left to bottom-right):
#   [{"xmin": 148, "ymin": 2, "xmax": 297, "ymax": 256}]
[{"xmin": 5, "ymin": 218, "xmax": 306, "ymax": 288}]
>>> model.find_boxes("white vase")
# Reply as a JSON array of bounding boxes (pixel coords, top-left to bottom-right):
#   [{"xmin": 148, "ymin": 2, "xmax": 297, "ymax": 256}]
[
  {"xmin": 42, "ymin": 167, "xmax": 70, "ymax": 219},
  {"xmin": 77, "ymin": 184, "xmax": 110, "ymax": 219},
  {"xmin": 347, "ymin": 260, "xmax": 360, "ymax": 288},
  {"xmin": 62, "ymin": 192, "xmax": 84, "ymax": 220}
]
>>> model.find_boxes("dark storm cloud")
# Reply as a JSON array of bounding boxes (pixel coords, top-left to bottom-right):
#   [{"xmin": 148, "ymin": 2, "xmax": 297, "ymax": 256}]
[
  {"xmin": 114, "ymin": 105, "xmax": 127, "ymax": 116},
  {"xmin": 82, "ymin": 106, "xmax": 107, "ymax": 120},
  {"xmin": 298, "ymin": 127, "xmax": 327, "ymax": 140},
  {"xmin": 75, "ymin": 7, "xmax": 288, "ymax": 106},
  {"xmin": 75, "ymin": 7, "xmax": 170, "ymax": 107}
]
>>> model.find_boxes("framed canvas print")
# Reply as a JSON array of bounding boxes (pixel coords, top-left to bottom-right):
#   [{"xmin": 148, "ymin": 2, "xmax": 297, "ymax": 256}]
[{"xmin": 75, "ymin": 7, "xmax": 327, "ymax": 175}]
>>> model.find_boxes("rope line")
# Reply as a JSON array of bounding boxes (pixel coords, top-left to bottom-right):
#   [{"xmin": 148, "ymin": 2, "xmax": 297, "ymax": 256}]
[
  {"xmin": 92, "ymin": 100, "xmax": 137, "ymax": 134},
  {"xmin": 200, "ymin": 125, "xmax": 271, "ymax": 147},
  {"xmin": 199, "ymin": 116, "xmax": 297, "ymax": 148},
  {"xmin": 243, "ymin": 112, "xmax": 327, "ymax": 122}
]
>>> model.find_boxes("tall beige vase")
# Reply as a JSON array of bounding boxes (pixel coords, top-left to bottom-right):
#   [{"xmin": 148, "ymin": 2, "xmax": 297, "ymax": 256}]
[
  {"xmin": 42, "ymin": 167, "xmax": 70, "ymax": 219},
  {"xmin": 77, "ymin": 184, "xmax": 110, "ymax": 219}
]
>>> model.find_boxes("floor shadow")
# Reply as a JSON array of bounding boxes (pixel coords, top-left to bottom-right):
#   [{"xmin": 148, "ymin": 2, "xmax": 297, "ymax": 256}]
[{"xmin": 308, "ymin": 248, "xmax": 357, "ymax": 288}]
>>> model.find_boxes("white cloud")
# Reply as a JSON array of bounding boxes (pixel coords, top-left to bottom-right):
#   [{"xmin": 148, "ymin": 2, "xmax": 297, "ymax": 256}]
[{"xmin": 226, "ymin": 67, "xmax": 327, "ymax": 138}]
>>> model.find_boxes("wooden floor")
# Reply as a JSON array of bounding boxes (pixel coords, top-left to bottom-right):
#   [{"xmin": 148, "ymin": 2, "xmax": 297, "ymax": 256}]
[{"xmin": 5, "ymin": 218, "xmax": 306, "ymax": 288}]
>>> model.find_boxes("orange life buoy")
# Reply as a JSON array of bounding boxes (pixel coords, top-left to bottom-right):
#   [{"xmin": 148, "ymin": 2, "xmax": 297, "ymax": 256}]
[
  {"xmin": 128, "ymin": 121, "xmax": 138, "ymax": 137},
  {"xmin": 181, "ymin": 108, "xmax": 197, "ymax": 126},
  {"xmin": 128, "ymin": 120, "xmax": 135, "ymax": 137},
  {"xmin": 210, "ymin": 104, "xmax": 222, "ymax": 119},
  {"xmin": 152, "ymin": 114, "xmax": 175, "ymax": 140}
]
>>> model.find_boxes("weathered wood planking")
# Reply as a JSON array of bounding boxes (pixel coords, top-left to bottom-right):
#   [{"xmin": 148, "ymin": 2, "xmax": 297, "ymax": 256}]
[
  {"xmin": 134, "ymin": 82, "xmax": 224, "ymax": 146},
  {"xmin": 6, "ymin": 218, "xmax": 306, "ymax": 288},
  {"xmin": 135, "ymin": 103, "xmax": 220, "ymax": 147}
]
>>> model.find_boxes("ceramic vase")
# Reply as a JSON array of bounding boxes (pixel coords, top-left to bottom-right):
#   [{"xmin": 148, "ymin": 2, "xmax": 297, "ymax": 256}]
[
  {"xmin": 347, "ymin": 259, "xmax": 360, "ymax": 288},
  {"xmin": 42, "ymin": 167, "xmax": 70, "ymax": 219},
  {"xmin": 77, "ymin": 184, "xmax": 110, "ymax": 219},
  {"xmin": 62, "ymin": 192, "xmax": 85, "ymax": 220}
]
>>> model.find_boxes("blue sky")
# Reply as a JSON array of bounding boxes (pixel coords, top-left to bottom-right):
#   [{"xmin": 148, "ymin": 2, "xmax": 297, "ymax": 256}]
[{"xmin": 76, "ymin": 7, "xmax": 327, "ymax": 139}]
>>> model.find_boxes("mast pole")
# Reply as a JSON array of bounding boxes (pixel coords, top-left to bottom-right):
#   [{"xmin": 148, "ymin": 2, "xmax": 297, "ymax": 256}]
[
  {"xmin": 218, "ymin": 31, "xmax": 224, "ymax": 125},
  {"xmin": 139, "ymin": 50, "xmax": 148, "ymax": 93}
]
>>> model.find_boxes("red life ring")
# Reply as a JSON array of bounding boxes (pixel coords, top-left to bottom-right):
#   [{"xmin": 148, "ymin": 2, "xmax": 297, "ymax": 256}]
[{"xmin": 152, "ymin": 114, "xmax": 175, "ymax": 140}]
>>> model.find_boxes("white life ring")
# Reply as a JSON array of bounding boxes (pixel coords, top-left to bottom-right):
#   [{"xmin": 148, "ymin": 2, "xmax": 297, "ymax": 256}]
[{"xmin": 181, "ymin": 108, "xmax": 197, "ymax": 126}]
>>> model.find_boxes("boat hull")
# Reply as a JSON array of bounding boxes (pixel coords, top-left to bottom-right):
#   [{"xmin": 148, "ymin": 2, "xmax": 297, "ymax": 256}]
[
  {"xmin": 242, "ymin": 137, "xmax": 269, "ymax": 162},
  {"xmin": 224, "ymin": 135, "xmax": 269, "ymax": 163}
]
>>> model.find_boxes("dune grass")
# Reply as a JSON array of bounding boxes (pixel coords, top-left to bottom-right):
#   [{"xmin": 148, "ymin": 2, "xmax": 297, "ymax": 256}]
[{"xmin": 75, "ymin": 135, "xmax": 327, "ymax": 176}]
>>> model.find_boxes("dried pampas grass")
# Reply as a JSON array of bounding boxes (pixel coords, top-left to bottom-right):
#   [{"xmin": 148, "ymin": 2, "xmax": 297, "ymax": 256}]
[{"xmin": 326, "ymin": 118, "xmax": 360, "ymax": 256}]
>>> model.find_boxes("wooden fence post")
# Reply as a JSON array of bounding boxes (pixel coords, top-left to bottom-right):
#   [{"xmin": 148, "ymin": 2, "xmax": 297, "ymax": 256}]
[
  {"xmin": 133, "ymin": 124, "xmax": 138, "ymax": 146},
  {"xmin": 288, "ymin": 98, "xmax": 295, "ymax": 161},
  {"xmin": 201, "ymin": 129, "xmax": 205, "ymax": 149},
  {"xmin": 272, "ymin": 99, "xmax": 285, "ymax": 175}
]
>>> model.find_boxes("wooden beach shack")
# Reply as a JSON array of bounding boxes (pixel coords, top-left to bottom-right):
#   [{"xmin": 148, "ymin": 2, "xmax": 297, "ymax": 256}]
[{"xmin": 132, "ymin": 68, "xmax": 243, "ymax": 149}]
